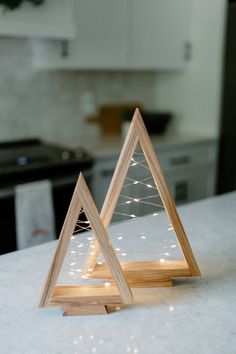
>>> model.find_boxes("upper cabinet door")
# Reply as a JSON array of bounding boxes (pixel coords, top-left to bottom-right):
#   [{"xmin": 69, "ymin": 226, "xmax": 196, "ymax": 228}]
[
  {"xmin": 32, "ymin": 0, "xmax": 128, "ymax": 69},
  {"xmin": 74, "ymin": 0, "xmax": 128, "ymax": 68},
  {"xmin": 0, "ymin": 0, "xmax": 76, "ymax": 39},
  {"xmin": 128, "ymin": 0, "xmax": 192, "ymax": 69},
  {"xmin": 31, "ymin": 0, "xmax": 192, "ymax": 70}
]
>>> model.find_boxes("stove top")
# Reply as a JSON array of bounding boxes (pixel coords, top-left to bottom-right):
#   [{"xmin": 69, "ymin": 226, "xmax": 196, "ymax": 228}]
[{"xmin": 0, "ymin": 139, "xmax": 93, "ymax": 188}]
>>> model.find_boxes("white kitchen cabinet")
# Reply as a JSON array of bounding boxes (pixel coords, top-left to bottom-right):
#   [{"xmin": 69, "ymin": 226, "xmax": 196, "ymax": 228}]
[
  {"xmin": 129, "ymin": 0, "xmax": 192, "ymax": 69},
  {"xmin": 31, "ymin": 0, "xmax": 192, "ymax": 70},
  {"xmin": 0, "ymin": 0, "xmax": 75, "ymax": 39},
  {"xmin": 92, "ymin": 139, "xmax": 218, "ymax": 221},
  {"xmin": 32, "ymin": 0, "xmax": 128, "ymax": 69},
  {"xmin": 92, "ymin": 155, "xmax": 119, "ymax": 212},
  {"xmin": 159, "ymin": 141, "xmax": 218, "ymax": 204}
]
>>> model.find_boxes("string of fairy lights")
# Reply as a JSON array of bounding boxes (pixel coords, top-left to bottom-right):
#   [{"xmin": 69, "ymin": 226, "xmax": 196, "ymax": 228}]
[
  {"xmin": 57, "ymin": 148, "xmax": 181, "ymax": 285},
  {"xmin": 113, "ymin": 151, "xmax": 165, "ymax": 221}
]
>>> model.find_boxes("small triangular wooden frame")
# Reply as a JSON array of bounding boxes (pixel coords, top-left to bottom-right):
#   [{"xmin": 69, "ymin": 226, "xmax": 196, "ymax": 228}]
[
  {"xmin": 39, "ymin": 173, "xmax": 133, "ymax": 316},
  {"xmin": 84, "ymin": 109, "xmax": 200, "ymax": 287}
]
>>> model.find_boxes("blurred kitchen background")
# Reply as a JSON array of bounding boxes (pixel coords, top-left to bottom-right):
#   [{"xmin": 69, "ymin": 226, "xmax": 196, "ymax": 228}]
[{"xmin": 0, "ymin": 0, "xmax": 234, "ymax": 254}]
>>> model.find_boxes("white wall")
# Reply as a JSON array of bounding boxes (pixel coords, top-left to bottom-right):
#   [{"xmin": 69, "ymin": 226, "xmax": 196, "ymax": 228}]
[
  {"xmin": 155, "ymin": 0, "xmax": 226, "ymax": 138},
  {"xmin": 0, "ymin": 37, "xmax": 157, "ymax": 147}
]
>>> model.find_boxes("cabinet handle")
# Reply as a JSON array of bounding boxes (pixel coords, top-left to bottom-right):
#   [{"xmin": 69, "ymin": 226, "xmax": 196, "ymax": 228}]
[
  {"xmin": 174, "ymin": 180, "xmax": 188, "ymax": 203},
  {"xmin": 170, "ymin": 155, "xmax": 191, "ymax": 166},
  {"xmin": 101, "ymin": 169, "xmax": 115, "ymax": 177},
  {"xmin": 184, "ymin": 41, "xmax": 192, "ymax": 61},
  {"xmin": 61, "ymin": 40, "xmax": 69, "ymax": 58}
]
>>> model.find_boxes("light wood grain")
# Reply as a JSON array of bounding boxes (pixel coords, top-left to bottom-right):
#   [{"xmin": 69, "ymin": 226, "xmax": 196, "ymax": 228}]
[
  {"xmin": 91, "ymin": 260, "xmax": 190, "ymax": 287},
  {"xmin": 63, "ymin": 304, "xmax": 108, "ymax": 316},
  {"xmin": 78, "ymin": 174, "xmax": 133, "ymax": 304},
  {"xmin": 83, "ymin": 108, "xmax": 200, "ymax": 281},
  {"xmin": 133, "ymin": 110, "xmax": 201, "ymax": 276},
  {"xmin": 51, "ymin": 285, "xmax": 122, "ymax": 305},
  {"xmin": 39, "ymin": 173, "xmax": 133, "ymax": 310},
  {"xmin": 83, "ymin": 113, "xmax": 139, "ymax": 273},
  {"xmin": 39, "ymin": 176, "xmax": 83, "ymax": 307}
]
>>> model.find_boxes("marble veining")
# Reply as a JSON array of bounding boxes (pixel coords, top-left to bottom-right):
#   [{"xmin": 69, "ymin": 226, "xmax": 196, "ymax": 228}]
[{"xmin": 0, "ymin": 192, "xmax": 236, "ymax": 353}]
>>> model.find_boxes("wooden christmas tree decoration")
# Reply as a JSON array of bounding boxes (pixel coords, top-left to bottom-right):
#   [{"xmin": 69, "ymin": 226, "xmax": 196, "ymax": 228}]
[
  {"xmin": 39, "ymin": 108, "xmax": 200, "ymax": 316},
  {"xmin": 39, "ymin": 173, "xmax": 133, "ymax": 316},
  {"xmin": 84, "ymin": 108, "xmax": 201, "ymax": 288}
]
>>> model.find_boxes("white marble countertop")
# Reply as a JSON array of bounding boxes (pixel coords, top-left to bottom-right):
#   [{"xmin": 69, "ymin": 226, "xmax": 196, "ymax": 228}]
[{"xmin": 1, "ymin": 192, "xmax": 236, "ymax": 354}]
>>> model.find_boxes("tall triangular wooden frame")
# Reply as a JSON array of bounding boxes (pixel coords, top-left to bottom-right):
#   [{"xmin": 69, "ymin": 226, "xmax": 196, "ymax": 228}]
[
  {"xmin": 84, "ymin": 109, "xmax": 200, "ymax": 287},
  {"xmin": 39, "ymin": 173, "xmax": 133, "ymax": 316}
]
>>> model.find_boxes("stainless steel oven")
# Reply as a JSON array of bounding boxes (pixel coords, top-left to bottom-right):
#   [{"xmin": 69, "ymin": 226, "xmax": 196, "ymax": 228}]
[{"xmin": 0, "ymin": 139, "xmax": 93, "ymax": 254}]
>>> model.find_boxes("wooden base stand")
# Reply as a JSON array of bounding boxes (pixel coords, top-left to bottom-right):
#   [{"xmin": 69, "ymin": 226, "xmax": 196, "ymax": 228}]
[
  {"xmin": 50, "ymin": 285, "xmax": 123, "ymax": 316},
  {"xmin": 63, "ymin": 304, "xmax": 108, "ymax": 316},
  {"xmin": 91, "ymin": 260, "xmax": 190, "ymax": 288}
]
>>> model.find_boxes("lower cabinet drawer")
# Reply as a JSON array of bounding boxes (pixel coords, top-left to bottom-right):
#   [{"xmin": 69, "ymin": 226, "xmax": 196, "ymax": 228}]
[
  {"xmin": 166, "ymin": 169, "xmax": 216, "ymax": 205},
  {"xmin": 158, "ymin": 143, "xmax": 217, "ymax": 173}
]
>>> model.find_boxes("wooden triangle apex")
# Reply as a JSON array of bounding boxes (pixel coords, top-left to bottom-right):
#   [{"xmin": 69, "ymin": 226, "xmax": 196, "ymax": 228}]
[{"xmin": 39, "ymin": 173, "xmax": 133, "ymax": 309}]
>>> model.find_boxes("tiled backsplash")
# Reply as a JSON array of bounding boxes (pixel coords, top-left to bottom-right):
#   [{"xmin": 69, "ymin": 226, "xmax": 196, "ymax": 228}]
[{"xmin": 0, "ymin": 38, "xmax": 158, "ymax": 147}]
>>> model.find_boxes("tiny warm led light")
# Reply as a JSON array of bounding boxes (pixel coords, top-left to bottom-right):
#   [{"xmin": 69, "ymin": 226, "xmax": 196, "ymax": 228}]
[
  {"xmin": 70, "ymin": 262, "xmax": 76, "ymax": 266},
  {"xmin": 168, "ymin": 227, "xmax": 174, "ymax": 231},
  {"xmin": 126, "ymin": 200, "xmax": 132, "ymax": 204},
  {"xmin": 169, "ymin": 306, "xmax": 174, "ymax": 312},
  {"xmin": 88, "ymin": 268, "xmax": 93, "ymax": 272},
  {"xmin": 133, "ymin": 181, "xmax": 139, "ymax": 184},
  {"xmin": 71, "ymin": 236, "xmax": 75, "ymax": 240},
  {"xmin": 146, "ymin": 184, "xmax": 152, "ymax": 188},
  {"xmin": 164, "ymin": 252, "xmax": 170, "ymax": 256},
  {"xmin": 81, "ymin": 274, "xmax": 89, "ymax": 279},
  {"xmin": 104, "ymin": 282, "xmax": 111, "ymax": 288},
  {"xmin": 153, "ymin": 213, "xmax": 158, "ymax": 216},
  {"xmin": 131, "ymin": 162, "xmax": 137, "ymax": 166},
  {"xmin": 160, "ymin": 258, "xmax": 165, "ymax": 263},
  {"xmin": 115, "ymin": 307, "xmax": 121, "ymax": 311},
  {"xmin": 130, "ymin": 214, "xmax": 136, "ymax": 218},
  {"xmin": 141, "ymin": 235, "xmax": 146, "ymax": 239},
  {"xmin": 90, "ymin": 244, "xmax": 95, "ymax": 249},
  {"xmin": 115, "ymin": 248, "xmax": 121, "ymax": 251},
  {"xmin": 121, "ymin": 253, "xmax": 127, "ymax": 256},
  {"xmin": 170, "ymin": 244, "xmax": 177, "ymax": 248},
  {"xmin": 117, "ymin": 236, "xmax": 123, "ymax": 240},
  {"xmin": 85, "ymin": 221, "xmax": 90, "ymax": 224},
  {"xmin": 133, "ymin": 198, "xmax": 139, "ymax": 202}
]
